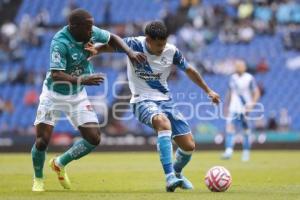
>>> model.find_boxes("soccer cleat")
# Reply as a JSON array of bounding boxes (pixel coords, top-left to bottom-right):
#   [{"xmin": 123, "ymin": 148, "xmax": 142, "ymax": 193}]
[
  {"xmin": 165, "ymin": 174, "xmax": 183, "ymax": 192},
  {"xmin": 241, "ymin": 150, "xmax": 250, "ymax": 162},
  {"xmin": 32, "ymin": 177, "xmax": 45, "ymax": 192},
  {"xmin": 49, "ymin": 158, "xmax": 71, "ymax": 189},
  {"xmin": 175, "ymin": 173, "xmax": 194, "ymax": 189},
  {"xmin": 221, "ymin": 151, "xmax": 233, "ymax": 160}
]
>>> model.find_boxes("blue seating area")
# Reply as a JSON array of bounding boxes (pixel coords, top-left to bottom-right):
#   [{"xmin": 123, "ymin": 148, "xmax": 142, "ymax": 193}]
[
  {"xmin": 0, "ymin": 84, "xmax": 41, "ymax": 130},
  {"xmin": 0, "ymin": 30, "xmax": 121, "ymax": 133},
  {"xmin": 1, "ymin": 0, "xmax": 300, "ymax": 136},
  {"xmin": 15, "ymin": 0, "xmax": 180, "ymax": 25},
  {"xmin": 120, "ymin": 35, "xmax": 300, "ymax": 132},
  {"xmin": 192, "ymin": 35, "xmax": 299, "ymax": 131}
]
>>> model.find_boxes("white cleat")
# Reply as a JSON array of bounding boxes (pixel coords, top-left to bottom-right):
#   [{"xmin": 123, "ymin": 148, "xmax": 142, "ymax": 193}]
[
  {"xmin": 32, "ymin": 178, "xmax": 45, "ymax": 192},
  {"xmin": 221, "ymin": 152, "xmax": 233, "ymax": 160},
  {"xmin": 242, "ymin": 150, "xmax": 250, "ymax": 162}
]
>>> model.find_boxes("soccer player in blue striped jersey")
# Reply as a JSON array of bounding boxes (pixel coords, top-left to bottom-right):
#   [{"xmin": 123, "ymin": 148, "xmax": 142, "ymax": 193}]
[
  {"xmin": 222, "ymin": 60, "xmax": 260, "ymax": 161},
  {"xmin": 86, "ymin": 21, "xmax": 220, "ymax": 192}
]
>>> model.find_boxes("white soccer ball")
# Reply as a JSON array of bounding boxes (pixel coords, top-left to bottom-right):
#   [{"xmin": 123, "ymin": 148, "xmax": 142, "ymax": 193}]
[{"xmin": 204, "ymin": 166, "xmax": 232, "ymax": 192}]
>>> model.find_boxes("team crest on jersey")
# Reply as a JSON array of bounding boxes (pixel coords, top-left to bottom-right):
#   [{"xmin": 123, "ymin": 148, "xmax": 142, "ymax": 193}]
[
  {"xmin": 52, "ymin": 51, "xmax": 61, "ymax": 63},
  {"xmin": 160, "ymin": 56, "xmax": 168, "ymax": 65}
]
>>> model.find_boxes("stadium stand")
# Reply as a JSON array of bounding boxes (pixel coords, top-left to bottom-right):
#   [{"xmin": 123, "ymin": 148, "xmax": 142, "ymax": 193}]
[{"xmin": 1, "ymin": 0, "xmax": 300, "ymax": 138}]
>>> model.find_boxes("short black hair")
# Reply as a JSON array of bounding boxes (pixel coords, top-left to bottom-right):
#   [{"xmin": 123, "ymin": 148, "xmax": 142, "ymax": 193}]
[
  {"xmin": 145, "ymin": 21, "xmax": 168, "ymax": 40},
  {"xmin": 68, "ymin": 8, "xmax": 92, "ymax": 25}
]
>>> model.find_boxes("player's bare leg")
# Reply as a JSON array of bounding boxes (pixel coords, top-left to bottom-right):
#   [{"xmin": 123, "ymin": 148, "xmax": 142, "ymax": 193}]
[
  {"xmin": 173, "ymin": 134, "xmax": 195, "ymax": 189},
  {"xmin": 152, "ymin": 114, "xmax": 183, "ymax": 192},
  {"xmin": 31, "ymin": 123, "xmax": 53, "ymax": 192},
  {"xmin": 50, "ymin": 122, "xmax": 101, "ymax": 189}
]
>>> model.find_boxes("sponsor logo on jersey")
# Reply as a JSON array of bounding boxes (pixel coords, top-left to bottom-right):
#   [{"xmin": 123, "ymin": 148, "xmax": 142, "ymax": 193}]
[
  {"xmin": 70, "ymin": 65, "xmax": 84, "ymax": 76},
  {"xmin": 71, "ymin": 53, "xmax": 78, "ymax": 60},
  {"xmin": 135, "ymin": 69, "xmax": 162, "ymax": 81}
]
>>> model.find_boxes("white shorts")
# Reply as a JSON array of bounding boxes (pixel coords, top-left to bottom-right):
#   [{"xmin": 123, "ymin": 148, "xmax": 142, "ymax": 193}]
[{"xmin": 34, "ymin": 85, "xmax": 99, "ymax": 129}]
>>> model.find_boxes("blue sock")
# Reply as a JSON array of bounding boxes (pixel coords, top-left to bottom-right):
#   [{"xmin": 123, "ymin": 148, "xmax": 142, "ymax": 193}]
[
  {"xmin": 157, "ymin": 130, "xmax": 173, "ymax": 176},
  {"xmin": 243, "ymin": 130, "xmax": 251, "ymax": 150},
  {"xmin": 225, "ymin": 132, "xmax": 235, "ymax": 149},
  {"xmin": 173, "ymin": 148, "xmax": 193, "ymax": 174}
]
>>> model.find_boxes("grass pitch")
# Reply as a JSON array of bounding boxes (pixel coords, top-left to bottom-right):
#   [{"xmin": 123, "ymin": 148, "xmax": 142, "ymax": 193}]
[{"xmin": 0, "ymin": 150, "xmax": 300, "ymax": 200}]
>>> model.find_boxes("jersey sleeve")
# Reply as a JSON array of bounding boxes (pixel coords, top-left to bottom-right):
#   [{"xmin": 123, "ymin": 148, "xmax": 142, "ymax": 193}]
[
  {"xmin": 173, "ymin": 48, "xmax": 189, "ymax": 71},
  {"xmin": 50, "ymin": 41, "xmax": 67, "ymax": 71},
  {"xmin": 92, "ymin": 26, "xmax": 110, "ymax": 44},
  {"xmin": 116, "ymin": 37, "xmax": 144, "ymax": 52}
]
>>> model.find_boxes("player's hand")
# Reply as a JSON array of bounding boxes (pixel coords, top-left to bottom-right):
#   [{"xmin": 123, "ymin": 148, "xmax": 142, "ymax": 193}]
[
  {"xmin": 79, "ymin": 73, "xmax": 105, "ymax": 86},
  {"xmin": 128, "ymin": 51, "xmax": 147, "ymax": 64},
  {"xmin": 85, "ymin": 42, "xmax": 98, "ymax": 61},
  {"xmin": 245, "ymin": 104, "xmax": 255, "ymax": 115},
  {"xmin": 208, "ymin": 90, "xmax": 220, "ymax": 105}
]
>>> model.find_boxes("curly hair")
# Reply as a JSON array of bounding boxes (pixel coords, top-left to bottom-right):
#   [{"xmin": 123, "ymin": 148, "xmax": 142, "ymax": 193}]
[{"xmin": 145, "ymin": 21, "xmax": 168, "ymax": 40}]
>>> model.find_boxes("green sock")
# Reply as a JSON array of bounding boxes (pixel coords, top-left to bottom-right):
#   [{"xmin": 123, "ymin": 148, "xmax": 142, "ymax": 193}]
[
  {"xmin": 57, "ymin": 139, "xmax": 96, "ymax": 166},
  {"xmin": 31, "ymin": 145, "xmax": 46, "ymax": 178}
]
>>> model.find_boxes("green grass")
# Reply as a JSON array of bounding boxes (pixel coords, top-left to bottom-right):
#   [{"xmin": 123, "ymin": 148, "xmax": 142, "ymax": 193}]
[{"xmin": 0, "ymin": 151, "xmax": 300, "ymax": 200}]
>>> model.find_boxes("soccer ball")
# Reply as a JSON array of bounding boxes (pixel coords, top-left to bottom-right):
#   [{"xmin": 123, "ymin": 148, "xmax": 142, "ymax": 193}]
[{"xmin": 205, "ymin": 166, "xmax": 232, "ymax": 192}]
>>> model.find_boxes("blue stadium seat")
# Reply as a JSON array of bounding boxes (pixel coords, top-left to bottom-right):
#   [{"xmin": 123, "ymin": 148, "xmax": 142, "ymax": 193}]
[{"xmin": 3, "ymin": 0, "xmax": 299, "ymax": 133}]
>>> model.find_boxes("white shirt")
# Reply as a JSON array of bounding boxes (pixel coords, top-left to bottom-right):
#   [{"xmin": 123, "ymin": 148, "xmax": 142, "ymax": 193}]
[
  {"xmin": 228, "ymin": 72, "xmax": 258, "ymax": 114},
  {"xmin": 122, "ymin": 36, "xmax": 188, "ymax": 103}
]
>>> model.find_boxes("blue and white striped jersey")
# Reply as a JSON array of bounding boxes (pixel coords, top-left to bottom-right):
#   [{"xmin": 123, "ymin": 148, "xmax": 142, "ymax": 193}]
[
  {"xmin": 122, "ymin": 36, "xmax": 189, "ymax": 103},
  {"xmin": 229, "ymin": 72, "xmax": 258, "ymax": 114}
]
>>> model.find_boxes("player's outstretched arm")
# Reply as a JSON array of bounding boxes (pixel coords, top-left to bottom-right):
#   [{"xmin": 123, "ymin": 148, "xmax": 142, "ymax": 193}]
[
  {"xmin": 223, "ymin": 90, "xmax": 231, "ymax": 117},
  {"xmin": 51, "ymin": 70, "xmax": 104, "ymax": 86},
  {"xmin": 252, "ymin": 87, "xmax": 261, "ymax": 105},
  {"xmin": 85, "ymin": 42, "xmax": 114, "ymax": 54},
  {"xmin": 85, "ymin": 34, "xmax": 146, "ymax": 63},
  {"xmin": 246, "ymin": 84, "xmax": 261, "ymax": 113},
  {"xmin": 185, "ymin": 66, "xmax": 220, "ymax": 104}
]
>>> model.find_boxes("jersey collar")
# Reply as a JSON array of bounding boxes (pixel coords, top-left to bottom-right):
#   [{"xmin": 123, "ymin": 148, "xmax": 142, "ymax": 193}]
[
  {"xmin": 143, "ymin": 39, "xmax": 158, "ymax": 56},
  {"xmin": 143, "ymin": 39, "xmax": 165, "ymax": 57}
]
